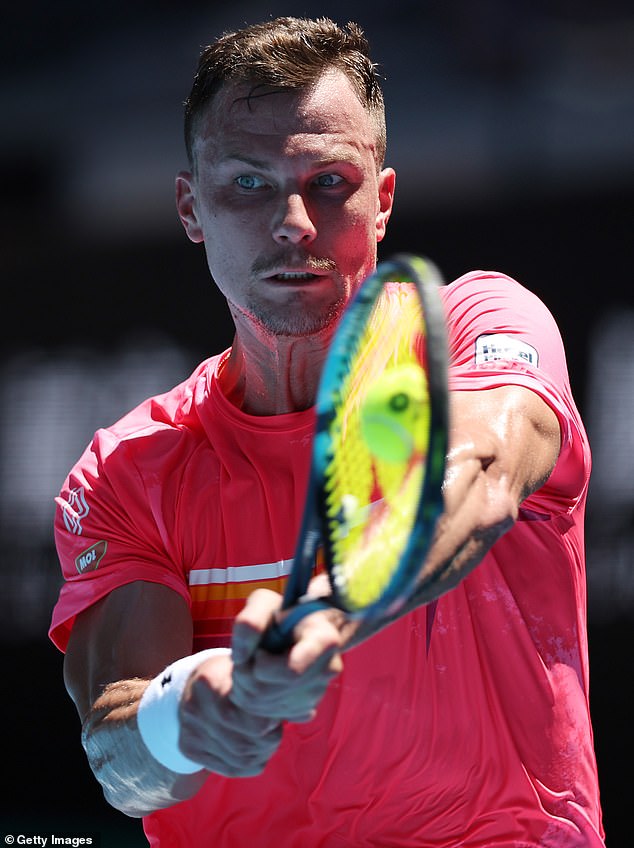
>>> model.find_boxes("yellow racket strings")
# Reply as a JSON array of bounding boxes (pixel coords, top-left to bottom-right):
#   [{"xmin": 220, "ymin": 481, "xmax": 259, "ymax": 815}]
[{"xmin": 323, "ymin": 283, "xmax": 430, "ymax": 611}]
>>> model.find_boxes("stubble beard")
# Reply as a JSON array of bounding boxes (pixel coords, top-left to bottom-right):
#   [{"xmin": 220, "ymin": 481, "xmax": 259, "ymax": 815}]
[{"xmin": 245, "ymin": 288, "xmax": 347, "ymax": 337}]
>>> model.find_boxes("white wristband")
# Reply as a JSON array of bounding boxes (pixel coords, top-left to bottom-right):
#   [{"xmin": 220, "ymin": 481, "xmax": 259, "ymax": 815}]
[{"xmin": 137, "ymin": 647, "xmax": 231, "ymax": 774}]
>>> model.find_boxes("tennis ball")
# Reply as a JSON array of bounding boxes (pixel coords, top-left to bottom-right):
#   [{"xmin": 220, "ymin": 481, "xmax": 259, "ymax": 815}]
[{"xmin": 359, "ymin": 364, "xmax": 428, "ymax": 463}]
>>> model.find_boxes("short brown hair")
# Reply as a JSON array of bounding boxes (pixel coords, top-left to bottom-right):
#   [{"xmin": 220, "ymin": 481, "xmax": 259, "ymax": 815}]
[{"xmin": 184, "ymin": 17, "xmax": 387, "ymax": 168}]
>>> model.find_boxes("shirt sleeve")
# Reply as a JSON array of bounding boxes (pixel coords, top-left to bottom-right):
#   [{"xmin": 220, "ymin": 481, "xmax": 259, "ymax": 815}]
[
  {"xmin": 49, "ymin": 423, "xmax": 193, "ymax": 652},
  {"xmin": 441, "ymin": 271, "xmax": 591, "ymax": 508}
]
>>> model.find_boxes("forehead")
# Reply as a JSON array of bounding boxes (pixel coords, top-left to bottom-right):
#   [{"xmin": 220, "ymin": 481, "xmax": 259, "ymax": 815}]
[{"xmin": 193, "ymin": 70, "xmax": 378, "ymax": 163}]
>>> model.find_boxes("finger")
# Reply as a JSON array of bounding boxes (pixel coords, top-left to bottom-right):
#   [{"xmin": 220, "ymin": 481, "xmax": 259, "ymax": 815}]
[
  {"xmin": 231, "ymin": 666, "xmax": 337, "ymax": 722},
  {"xmin": 288, "ymin": 610, "xmax": 345, "ymax": 675},
  {"xmin": 231, "ymin": 629, "xmax": 341, "ymax": 699},
  {"xmin": 181, "ymin": 654, "xmax": 271, "ymax": 737},
  {"xmin": 305, "ymin": 571, "xmax": 332, "ymax": 598},
  {"xmin": 232, "ymin": 589, "xmax": 283, "ymax": 664},
  {"xmin": 185, "ymin": 721, "xmax": 283, "ymax": 777},
  {"xmin": 180, "ymin": 676, "xmax": 284, "ymax": 773}
]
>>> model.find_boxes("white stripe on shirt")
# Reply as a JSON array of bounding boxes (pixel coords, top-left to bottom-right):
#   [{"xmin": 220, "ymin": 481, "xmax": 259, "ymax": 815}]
[{"xmin": 188, "ymin": 559, "xmax": 294, "ymax": 585}]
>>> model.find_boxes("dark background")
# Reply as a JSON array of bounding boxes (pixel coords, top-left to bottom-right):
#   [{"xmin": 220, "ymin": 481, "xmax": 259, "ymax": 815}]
[{"xmin": 1, "ymin": 2, "xmax": 632, "ymax": 845}]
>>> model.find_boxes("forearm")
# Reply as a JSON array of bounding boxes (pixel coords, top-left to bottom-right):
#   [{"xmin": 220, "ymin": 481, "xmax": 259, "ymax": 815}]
[
  {"xmin": 409, "ymin": 386, "xmax": 559, "ymax": 604},
  {"xmin": 81, "ymin": 678, "xmax": 207, "ymax": 817},
  {"xmin": 348, "ymin": 389, "xmax": 561, "ymax": 647},
  {"xmin": 348, "ymin": 461, "xmax": 515, "ymax": 646},
  {"xmin": 410, "ymin": 454, "xmax": 516, "ymax": 602},
  {"xmin": 74, "ymin": 597, "xmax": 341, "ymax": 817}
]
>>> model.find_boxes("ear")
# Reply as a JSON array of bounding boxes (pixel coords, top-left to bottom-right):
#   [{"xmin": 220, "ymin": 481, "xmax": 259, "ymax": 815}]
[
  {"xmin": 375, "ymin": 167, "xmax": 396, "ymax": 243},
  {"xmin": 175, "ymin": 170, "xmax": 204, "ymax": 243}
]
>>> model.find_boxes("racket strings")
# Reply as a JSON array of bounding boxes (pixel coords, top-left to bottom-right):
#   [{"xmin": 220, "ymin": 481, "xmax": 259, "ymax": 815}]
[
  {"xmin": 322, "ymin": 283, "xmax": 431, "ymax": 612},
  {"xmin": 331, "ymin": 462, "xmax": 423, "ymax": 607}
]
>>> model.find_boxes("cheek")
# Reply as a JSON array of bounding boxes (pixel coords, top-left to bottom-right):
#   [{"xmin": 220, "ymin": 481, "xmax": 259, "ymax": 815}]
[
  {"xmin": 338, "ymin": 190, "xmax": 381, "ymax": 239},
  {"xmin": 333, "ymin": 208, "xmax": 380, "ymax": 256},
  {"xmin": 199, "ymin": 224, "xmax": 246, "ymax": 290},
  {"xmin": 199, "ymin": 205, "xmax": 254, "ymax": 257},
  {"xmin": 201, "ymin": 201, "xmax": 270, "ymax": 253}
]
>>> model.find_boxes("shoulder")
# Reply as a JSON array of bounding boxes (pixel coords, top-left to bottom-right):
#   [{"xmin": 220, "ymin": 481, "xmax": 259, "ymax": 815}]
[
  {"xmin": 92, "ymin": 355, "xmax": 221, "ymax": 455},
  {"xmin": 64, "ymin": 355, "xmax": 225, "ymax": 502},
  {"xmin": 441, "ymin": 271, "xmax": 590, "ymax": 502},
  {"xmin": 442, "ymin": 270, "xmax": 558, "ymax": 332},
  {"xmin": 441, "ymin": 269, "xmax": 566, "ymax": 376}
]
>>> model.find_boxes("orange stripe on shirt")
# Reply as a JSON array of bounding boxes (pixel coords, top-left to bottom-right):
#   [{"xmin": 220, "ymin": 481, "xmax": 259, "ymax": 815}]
[
  {"xmin": 190, "ymin": 575, "xmax": 288, "ymax": 603},
  {"xmin": 191, "ymin": 596, "xmax": 246, "ymax": 619}
]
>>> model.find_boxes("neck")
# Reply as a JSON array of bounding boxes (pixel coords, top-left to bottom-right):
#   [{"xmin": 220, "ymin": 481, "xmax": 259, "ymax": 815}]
[{"xmin": 218, "ymin": 316, "xmax": 334, "ymax": 416}]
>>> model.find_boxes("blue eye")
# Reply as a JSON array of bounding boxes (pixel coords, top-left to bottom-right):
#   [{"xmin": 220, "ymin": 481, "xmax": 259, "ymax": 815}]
[
  {"xmin": 235, "ymin": 175, "xmax": 266, "ymax": 190},
  {"xmin": 314, "ymin": 174, "xmax": 344, "ymax": 188}
]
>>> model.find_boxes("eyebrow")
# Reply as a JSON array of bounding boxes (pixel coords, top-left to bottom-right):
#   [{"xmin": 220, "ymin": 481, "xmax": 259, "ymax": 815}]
[
  {"xmin": 216, "ymin": 148, "xmax": 365, "ymax": 170},
  {"xmin": 217, "ymin": 153, "xmax": 269, "ymax": 169}
]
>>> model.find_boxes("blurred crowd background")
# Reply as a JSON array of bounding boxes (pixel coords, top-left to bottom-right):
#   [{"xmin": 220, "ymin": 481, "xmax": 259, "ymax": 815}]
[{"xmin": 2, "ymin": 1, "xmax": 632, "ymax": 844}]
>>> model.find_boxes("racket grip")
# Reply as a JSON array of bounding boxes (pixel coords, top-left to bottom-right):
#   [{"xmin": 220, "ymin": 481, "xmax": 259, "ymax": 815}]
[
  {"xmin": 260, "ymin": 619, "xmax": 294, "ymax": 654},
  {"xmin": 261, "ymin": 598, "xmax": 336, "ymax": 654}
]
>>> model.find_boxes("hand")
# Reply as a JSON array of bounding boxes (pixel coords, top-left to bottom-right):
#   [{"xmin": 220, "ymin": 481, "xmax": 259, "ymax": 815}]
[
  {"xmin": 177, "ymin": 648, "xmax": 280, "ymax": 778},
  {"xmin": 177, "ymin": 589, "xmax": 343, "ymax": 778},
  {"xmin": 230, "ymin": 588, "xmax": 344, "ymax": 720}
]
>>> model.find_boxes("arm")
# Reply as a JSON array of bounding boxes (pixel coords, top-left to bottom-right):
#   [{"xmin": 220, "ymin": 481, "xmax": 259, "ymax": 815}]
[
  {"xmin": 346, "ymin": 384, "xmax": 561, "ymax": 642},
  {"xmin": 64, "ymin": 581, "xmax": 342, "ymax": 817},
  {"xmin": 413, "ymin": 385, "xmax": 561, "ymax": 599}
]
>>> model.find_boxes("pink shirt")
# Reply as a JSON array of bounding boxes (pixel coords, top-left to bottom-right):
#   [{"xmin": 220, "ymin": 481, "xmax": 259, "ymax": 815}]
[{"xmin": 50, "ymin": 271, "xmax": 604, "ymax": 847}]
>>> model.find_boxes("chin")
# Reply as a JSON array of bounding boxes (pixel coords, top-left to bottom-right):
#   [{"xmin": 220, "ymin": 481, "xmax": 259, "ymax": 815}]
[{"xmin": 251, "ymin": 293, "xmax": 346, "ymax": 337}]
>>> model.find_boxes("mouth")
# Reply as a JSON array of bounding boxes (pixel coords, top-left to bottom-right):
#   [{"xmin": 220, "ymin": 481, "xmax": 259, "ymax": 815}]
[
  {"xmin": 270, "ymin": 271, "xmax": 320, "ymax": 282},
  {"xmin": 264, "ymin": 269, "xmax": 328, "ymax": 284},
  {"xmin": 256, "ymin": 255, "xmax": 338, "ymax": 285}
]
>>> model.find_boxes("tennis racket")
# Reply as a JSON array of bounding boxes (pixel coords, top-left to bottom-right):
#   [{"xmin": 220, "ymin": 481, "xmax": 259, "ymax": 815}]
[{"xmin": 262, "ymin": 254, "xmax": 448, "ymax": 652}]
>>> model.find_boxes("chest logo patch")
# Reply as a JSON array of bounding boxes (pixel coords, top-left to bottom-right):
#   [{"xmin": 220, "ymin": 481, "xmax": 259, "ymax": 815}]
[{"xmin": 475, "ymin": 333, "xmax": 539, "ymax": 367}]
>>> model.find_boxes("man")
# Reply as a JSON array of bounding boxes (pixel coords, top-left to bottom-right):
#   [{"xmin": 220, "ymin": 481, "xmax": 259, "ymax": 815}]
[{"xmin": 50, "ymin": 17, "xmax": 605, "ymax": 847}]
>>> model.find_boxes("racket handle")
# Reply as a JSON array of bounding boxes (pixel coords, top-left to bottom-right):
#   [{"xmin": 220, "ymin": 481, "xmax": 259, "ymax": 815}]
[{"xmin": 261, "ymin": 598, "xmax": 336, "ymax": 653}]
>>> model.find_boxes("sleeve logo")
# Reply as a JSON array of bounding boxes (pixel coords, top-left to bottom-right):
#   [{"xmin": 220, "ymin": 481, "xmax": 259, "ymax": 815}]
[
  {"xmin": 75, "ymin": 540, "xmax": 108, "ymax": 574},
  {"xmin": 62, "ymin": 486, "xmax": 90, "ymax": 535},
  {"xmin": 475, "ymin": 333, "xmax": 539, "ymax": 367}
]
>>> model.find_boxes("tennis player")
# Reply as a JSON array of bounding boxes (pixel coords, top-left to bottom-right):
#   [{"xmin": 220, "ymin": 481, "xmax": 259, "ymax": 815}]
[{"xmin": 50, "ymin": 17, "xmax": 605, "ymax": 847}]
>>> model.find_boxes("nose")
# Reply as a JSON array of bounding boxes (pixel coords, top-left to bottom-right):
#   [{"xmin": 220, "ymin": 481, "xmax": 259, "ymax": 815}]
[{"xmin": 272, "ymin": 193, "xmax": 317, "ymax": 245}]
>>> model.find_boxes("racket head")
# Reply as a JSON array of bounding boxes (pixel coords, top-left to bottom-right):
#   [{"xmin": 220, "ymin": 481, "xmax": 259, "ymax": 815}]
[{"xmin": 312, "ymin": 254, "xmax": 448, "ymax": 619}]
